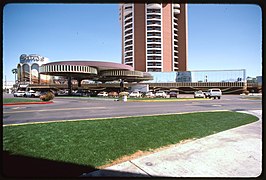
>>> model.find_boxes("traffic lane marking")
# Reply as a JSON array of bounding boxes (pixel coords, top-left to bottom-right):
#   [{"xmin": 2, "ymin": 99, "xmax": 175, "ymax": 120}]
[{"xmin": 3, "ymin": 107, "xmax": 106, "ymax": 114}]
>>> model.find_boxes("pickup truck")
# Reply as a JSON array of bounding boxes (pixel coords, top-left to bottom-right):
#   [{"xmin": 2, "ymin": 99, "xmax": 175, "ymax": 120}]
[{"xmin": 205, "ymin": 89, "xmax": 222, "ymax": 99}]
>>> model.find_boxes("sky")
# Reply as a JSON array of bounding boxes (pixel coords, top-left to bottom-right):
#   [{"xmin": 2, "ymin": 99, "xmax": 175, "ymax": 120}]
[{"xmin": 3, "ymin": 3, "xmax": 262, "ymax": 83}]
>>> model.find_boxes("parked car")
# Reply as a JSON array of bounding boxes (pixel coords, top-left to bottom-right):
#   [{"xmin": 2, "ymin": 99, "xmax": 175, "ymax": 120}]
[
  {"xmin": 194, "ymin": 91, "xmax": 205, "ymax": 98},
  {"xmin": 57, "ymin": 90, "xmax": 68, "ymax": 95},
  {"xmin": 25, "ymin": 90, "xmax": 41, "ymax": 98},
  {"xmin": 72, "ymin": 90, "xmax": 89, "ymax": 96},
  {"xmin": 119, "ymin": 91, "xmax": 129, "ymax": 97},
  {"xmin": 97, "ymin": 91, "xmax": 108, "ymax": 97},
  {"xmin": 169, "ymin": 91, "xmax": 178, "ymax": 98},
  {"xmin": 155, "ymin": 91, "xmax": 167, "ymax": 98},
  {"xmin": 129, "ymin": 91, "xmax": 142, "ymax": 98},
  {"xmin": 205, "ymin": 88, "xmax": 222, "ymax": 99},
  {"xmin": 13, "ymin": 90, "xmax": 26, "ymax": 97},
  {"xmin": 108, "ymin": 91, "xmax": 119, "ymax": 97},
  {"xmin": 145, "ymin": 91, "xmax": 155, "ymax": 98}
]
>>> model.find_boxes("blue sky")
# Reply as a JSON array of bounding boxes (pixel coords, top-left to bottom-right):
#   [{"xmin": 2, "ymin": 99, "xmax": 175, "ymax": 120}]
[{"xmin": 3, "ymin": 3, "xmax": 262, "ymax": 82}]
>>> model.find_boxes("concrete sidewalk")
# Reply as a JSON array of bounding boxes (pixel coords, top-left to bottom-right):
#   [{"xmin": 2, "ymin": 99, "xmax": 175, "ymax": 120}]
[{"xmin": 84, "ymin": 110, "xmax": 262, "ymax": 177}]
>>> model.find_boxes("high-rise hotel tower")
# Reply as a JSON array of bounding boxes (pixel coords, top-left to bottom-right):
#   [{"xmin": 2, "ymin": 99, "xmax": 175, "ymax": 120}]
[{"xmin": 119, "ymin": 3, "xmax": 188, "ymax": 72}]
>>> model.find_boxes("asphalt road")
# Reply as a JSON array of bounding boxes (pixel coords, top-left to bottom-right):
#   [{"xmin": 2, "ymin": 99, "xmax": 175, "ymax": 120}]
[{"xmin": 3, "ymin": 94, "xmax": 262, "ymax": 125}]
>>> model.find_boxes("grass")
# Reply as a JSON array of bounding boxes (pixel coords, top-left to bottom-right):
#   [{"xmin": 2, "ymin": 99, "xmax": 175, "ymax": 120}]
[
  {"xmin": 3, "ymin": 111, "xmax": 258, "ymax": 168},
  {"xmin": 241, "ymin": 96, "xmax": 262, "ymax": 100},
  {"xmin": 3, "ymin": 98, "xmax": 42, "ymax": 104}
]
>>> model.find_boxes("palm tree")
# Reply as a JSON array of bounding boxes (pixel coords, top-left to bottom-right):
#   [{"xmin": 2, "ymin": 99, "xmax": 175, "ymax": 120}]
[{"xmin": 12, "ymin": 68, "xmax": 17, "ymax": 82}]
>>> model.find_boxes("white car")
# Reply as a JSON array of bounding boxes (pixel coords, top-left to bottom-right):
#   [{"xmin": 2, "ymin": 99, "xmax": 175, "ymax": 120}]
[
  {"xmin": 155, "ymin": 91, "xmax": 167, "ymax": 98},
  {"xmin": 145, "ymin": 91, "xmax": 155, "ymax": 98},
  {"xmin": 194, "ymin": 91, "xmax": 205, "ymax": 98},
  {"xmin": 13, "ymin": 90, "xmax": 26, "ymax": 97},
  {"xmin": 97, "ymin": 91, "xmax": 108, "ymax": 97},
  {"xmin": 25, "ymin": 90, "xmax": 41, "ymax": 98},
  {"xmin": 205, "ymin": 89, "xmax": 222, "ymax": 99},
  {"xmin": 129, "ymin": 91, "xmax": 142, "ymax": 98}
]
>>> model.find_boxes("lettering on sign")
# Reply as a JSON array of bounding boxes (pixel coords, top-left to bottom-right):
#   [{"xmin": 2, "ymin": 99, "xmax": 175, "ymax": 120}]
[{"xmin": 20, "ymin": 54, "xmax": 46, "ymax": 63}]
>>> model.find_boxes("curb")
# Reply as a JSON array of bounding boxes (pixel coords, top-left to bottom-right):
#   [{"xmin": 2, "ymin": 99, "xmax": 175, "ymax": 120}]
[{"xmin": 3, "ymin": 101, "xmax": 54, "ymax": 106}]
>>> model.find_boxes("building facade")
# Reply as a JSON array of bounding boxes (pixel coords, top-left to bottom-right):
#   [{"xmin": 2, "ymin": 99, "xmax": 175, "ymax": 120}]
[
  {"xmin": 16, "ymin": 54, "xmax": 52, "ymax": 84},
  {"xmin": 119, "ymin": 3, "xmax": 188, "ymax": 72}
]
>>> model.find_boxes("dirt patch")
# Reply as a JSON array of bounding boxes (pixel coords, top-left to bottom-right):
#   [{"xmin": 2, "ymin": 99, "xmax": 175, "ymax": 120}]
[{"xmin": 97, "ymin": 138, "xmax": 196, "ymax": 169}]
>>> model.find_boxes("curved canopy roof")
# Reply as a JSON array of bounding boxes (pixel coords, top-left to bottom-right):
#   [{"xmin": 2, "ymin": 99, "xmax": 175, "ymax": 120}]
[
  {"xmin": 44, "ymin": 60, "xmax": 134, "ymax": 71},
  {"xmin": 40, "ymin": 60, "xmax": 152, "ymax": 82}
]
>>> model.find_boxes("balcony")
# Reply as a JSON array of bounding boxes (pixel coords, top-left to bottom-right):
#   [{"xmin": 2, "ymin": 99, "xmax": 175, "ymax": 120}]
[
  {"xmin": 147, "ymin": 20, "xmax": 161, "ymax": 26},
  {"xmin": 147, "ymin": 15, "xmax": 161, "ymax": 20},
  {"xmin": 147, "ymin": 9, "xmax": 161, "ymax": 14},
  {"xmin": 124, "ymin": 12, "xmax": 132, "ymax": 19},
  {"xmin": 147, "ymin": 38, "xmax": 161, "ymax": 43},
  {"xmin": 173, "ymin": 4, "xmax": 180, "ymax": 9},
  {"xmin": 147, "ymin": 50, "xmax": 162, "ymax": 55},
  {"xmin": 147, "ymin": 68, "xmax": 162, "ymax": 72},
  {"xmin": 124, "ymin": 3, "xmax": 132, "ymax": 8},
  {"xmin": 147, "ymin": 56, "xmax": 161, "ymax": 61},
  {"xmin": 147, "ymin": 26, "xmax": 161, "ymax": 32},
  {"xmin": 174, "ymin": 58, "xmax": 179, "ymax": 63},
  {"xmin": 124, "ymin": 33, "xmax": 133, "ymax": 39},
  {"xmin": 125, "ymin": 54, "xmax": 133, "ymax": 58},
  {"xmin": 147, "ymin": 34, "xmax": 161, "ymax": 38},
  {"xmin": 124, "ymin": 5, "xmax": 133, "ymax": 16},
  {"xmin": 124, "ymin": 19, "xmax": 133, "ymax": 25},
  {"xmin": 147, "ymin": 45, "xmax": 161, "ymax": 49},
  {"xmin": 174, "ymin": 9, "xmax": 180, "ymax": 14},
  {"xmin": 146, "ymin": 3, "xmax": 161, "ymax": 9},
  {"xmin": 125, "ymin": 24, "xmax": 133, "ymax": 30},
  {"xmin": 125, "ymin": 57, "xmax": 133, "ymax": 63}
]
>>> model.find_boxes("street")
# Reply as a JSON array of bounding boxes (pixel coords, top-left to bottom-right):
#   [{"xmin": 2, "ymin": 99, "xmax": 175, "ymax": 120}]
[{"xmin": 3, "ymin": 94, "xmax": 262, "ymax": 125}]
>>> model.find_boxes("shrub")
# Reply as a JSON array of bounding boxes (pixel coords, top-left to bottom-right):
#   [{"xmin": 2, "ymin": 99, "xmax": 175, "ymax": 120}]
[
  {"xmin": 243, "ymin": 90, "xmax": 249, "ymax": 95},
  {"xmin": 40, "ymin": 92, "xmax": 55, "ymax": 101}
]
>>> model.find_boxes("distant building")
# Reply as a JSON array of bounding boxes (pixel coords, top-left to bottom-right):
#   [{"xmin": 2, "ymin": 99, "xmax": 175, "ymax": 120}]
[
  {"xmin": 256, "ymin": 76, "xmax": 262, "ymax": 85},
  {"xmin": 120, "ymin": 3, "xmax": 188, "ymax": 72},
  {"xmin": 2, "ymin": 80, "xmax": 15, "ymax": 94}
]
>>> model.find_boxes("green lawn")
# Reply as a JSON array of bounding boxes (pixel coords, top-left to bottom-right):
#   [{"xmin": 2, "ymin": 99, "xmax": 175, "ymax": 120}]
[
  {"xmin": 3, "ymin": 111, "xmax": 258, "ymax": 168},
  {"xmin": 241, "ymin": 96, "xmax": 262, "ymax": 100},
  {"xmin": 3, "ymin": 98, "xmax": 42, "ymax": 104}
]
